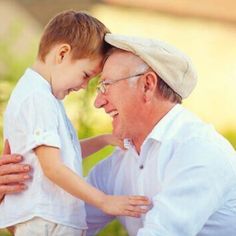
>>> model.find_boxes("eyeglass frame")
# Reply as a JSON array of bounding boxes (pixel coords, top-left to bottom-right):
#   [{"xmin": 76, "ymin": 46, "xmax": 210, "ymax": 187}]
[{"xmin": 96, "ymin": 73, "xmax": 145, "ymax": 94}]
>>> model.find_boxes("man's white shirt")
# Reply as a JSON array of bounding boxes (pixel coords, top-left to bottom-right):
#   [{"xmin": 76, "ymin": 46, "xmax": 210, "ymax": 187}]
[{"xmin": 86, "ymin": 104, "xmax": 236, "ymax": 236}]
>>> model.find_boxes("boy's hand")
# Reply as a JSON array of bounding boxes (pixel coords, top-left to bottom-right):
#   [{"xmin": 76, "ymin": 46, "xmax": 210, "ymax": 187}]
[
  {"xmin": 101, "ymin": 195, "xmax": 151, "ymax": 217},
  {"xmin": 103, "ymin": 134, "xmax": 125, "ymax": 150}
]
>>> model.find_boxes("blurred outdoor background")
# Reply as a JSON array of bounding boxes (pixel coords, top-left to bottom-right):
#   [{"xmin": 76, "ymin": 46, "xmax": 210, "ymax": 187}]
[{"xmin": 0, "ymin": 0, "xmax": 236, "ymax": 235}]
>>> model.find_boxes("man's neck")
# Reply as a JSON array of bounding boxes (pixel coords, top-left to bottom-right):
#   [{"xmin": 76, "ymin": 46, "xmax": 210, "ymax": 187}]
[{"xmin": 133, "ymin": 102, "xmax": 176, "ymax": 154}]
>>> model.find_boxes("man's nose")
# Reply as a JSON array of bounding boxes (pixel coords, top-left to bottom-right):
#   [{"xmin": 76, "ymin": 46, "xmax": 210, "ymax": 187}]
[{"xmin": 94, "ymin": 92, "xmax": 107, "ymax": 108}]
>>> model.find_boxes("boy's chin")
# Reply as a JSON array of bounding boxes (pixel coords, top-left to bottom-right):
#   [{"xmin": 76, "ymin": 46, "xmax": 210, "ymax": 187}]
[{"xmin": 54, "ymin": 92, "xmax": 66, "ymax": 100}]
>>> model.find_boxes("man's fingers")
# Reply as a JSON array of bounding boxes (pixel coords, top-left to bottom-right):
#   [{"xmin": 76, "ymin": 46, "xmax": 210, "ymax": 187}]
[
  {"xmin": 0, "ymin": 183, "xmax": 27, "ymax": 195},
  {"xmin": 3, "ymin": 140, "xmax": 11, "ymax": 155},
  {"xmin": 0, "ymin": 155, "xmax": 23, "ymax": 166},
  {"xmin": 0, "ymin": 163, "xmax": 30, "ymax": 176},
  {"xmin": 0, "ymin": 173, "xmax": 31, "ymax": 184}
]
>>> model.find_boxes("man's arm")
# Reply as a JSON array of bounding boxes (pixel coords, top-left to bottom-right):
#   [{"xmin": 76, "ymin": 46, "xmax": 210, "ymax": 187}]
[{"xmin": 0, "ymin": 140, "xmax": 31, "ymax": 203}]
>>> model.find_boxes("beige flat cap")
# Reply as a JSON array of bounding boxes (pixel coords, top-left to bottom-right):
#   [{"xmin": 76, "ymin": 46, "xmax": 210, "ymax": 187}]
[{"xmin": 105, "ymin": 33, "xmax": 197, "ymax": 99}]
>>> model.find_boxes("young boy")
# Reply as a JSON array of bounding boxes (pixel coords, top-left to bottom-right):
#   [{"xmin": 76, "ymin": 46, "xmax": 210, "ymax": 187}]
[{"xmin": 0, "ymin": 10, "xmax": 149, "ymax": 235}]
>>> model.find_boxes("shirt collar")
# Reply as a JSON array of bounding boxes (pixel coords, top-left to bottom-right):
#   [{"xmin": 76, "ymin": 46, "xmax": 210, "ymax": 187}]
[
  {"xmin": 25, "ymin": 68, "xmax": 51, "ymax": 91},
  {"xmin": 145, "ymin": 104, "xmax": 184, "ymax": 143},
  {"xmin": 123, "ymin": 138, "xmax": 135, "ymax": 149},
  {"xmin": 123, "ymin": 104, "xmax": 184, "ymax": 150}
]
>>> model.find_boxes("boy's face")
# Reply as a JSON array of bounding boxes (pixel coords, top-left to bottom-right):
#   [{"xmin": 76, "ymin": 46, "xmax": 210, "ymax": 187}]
[{"xmin": 51, "ymin": 56, "xmax": 102, "ymax": 99}]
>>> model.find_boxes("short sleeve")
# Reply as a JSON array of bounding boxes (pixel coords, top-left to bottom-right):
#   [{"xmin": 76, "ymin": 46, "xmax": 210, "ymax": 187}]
[{"xmin": 17, "ymin": 91, "xmax": 61, "ymax": 153}]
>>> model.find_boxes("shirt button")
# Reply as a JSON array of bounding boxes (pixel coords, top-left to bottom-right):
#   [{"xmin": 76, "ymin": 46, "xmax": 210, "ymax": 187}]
[
  {"xmin": 139, "ymin": 164, "xmax": 144, "ymax": 169},
  {"xmin": 34, "ymin": 129, "xmax": 42, "ymax": 136}
]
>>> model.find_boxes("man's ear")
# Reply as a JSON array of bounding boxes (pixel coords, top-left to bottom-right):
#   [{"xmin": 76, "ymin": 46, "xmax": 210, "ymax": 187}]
[
  {"xmin": 56, "ymin": 44, "xmax": 71, "ymax": 64},
  {"xmin": 142, "ymin": 71, "xmax": 158, "ymax": 102}
]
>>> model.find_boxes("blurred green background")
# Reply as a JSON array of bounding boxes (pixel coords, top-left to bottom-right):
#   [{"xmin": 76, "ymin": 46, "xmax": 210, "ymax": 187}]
[{"xmin": 0, "ymin": 0, "xmax": 236, "ymax": 235}]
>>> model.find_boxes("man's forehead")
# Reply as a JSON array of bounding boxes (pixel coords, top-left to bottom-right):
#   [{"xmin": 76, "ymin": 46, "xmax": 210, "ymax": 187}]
[
  {"xmin": 101, "ymin": 51, "xmax": 139, "ymax": 80},
  {"xmin": 107, "ymin": 50, "xmax": 135, "ymax": 63},
  {"xmin": 100, "ymin": 57, "xmax": 125, "ymax": 80}
]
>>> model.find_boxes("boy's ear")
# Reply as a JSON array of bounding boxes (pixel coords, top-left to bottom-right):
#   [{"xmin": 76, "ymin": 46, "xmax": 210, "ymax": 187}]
[{"xmin": 56, "ymin": 44, "xmax": 71, "ymax": 63}]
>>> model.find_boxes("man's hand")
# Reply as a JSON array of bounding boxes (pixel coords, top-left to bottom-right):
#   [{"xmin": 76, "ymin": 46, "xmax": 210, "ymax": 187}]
[{"xmin": 0, "ymin": 140, "xmax": 31, "ymax": 202}]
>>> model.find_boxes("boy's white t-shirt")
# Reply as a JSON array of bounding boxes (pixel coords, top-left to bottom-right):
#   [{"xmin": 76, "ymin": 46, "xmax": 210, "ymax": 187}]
[{"xmin": 0, "ymin": 68, "xmax": 87, "ymax": 229}]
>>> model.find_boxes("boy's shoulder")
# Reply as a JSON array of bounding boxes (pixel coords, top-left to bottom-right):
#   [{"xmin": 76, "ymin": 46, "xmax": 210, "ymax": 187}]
[
  {"xmin": 11, "ymin": 68, "xmax": 54, "ymax": 100},
  {"xmin": 6, "ymin": 69, "xmax": 57, "ymax": 115}
]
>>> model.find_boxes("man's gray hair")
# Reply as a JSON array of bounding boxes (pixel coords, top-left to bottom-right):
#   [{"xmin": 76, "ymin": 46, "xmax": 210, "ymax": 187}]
[
  {"xmin": 128, "ymin": 62, "xmax": 149, "ymax": 87},
  {"xmin": 157, "ymin": 74, "xmax": 182, "ymax": 104}
]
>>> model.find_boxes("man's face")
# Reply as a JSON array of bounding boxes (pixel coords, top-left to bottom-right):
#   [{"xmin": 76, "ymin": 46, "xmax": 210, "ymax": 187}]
[{"xmin": 94, "ymin": 51, "xmax": 146, "ymax": 139}]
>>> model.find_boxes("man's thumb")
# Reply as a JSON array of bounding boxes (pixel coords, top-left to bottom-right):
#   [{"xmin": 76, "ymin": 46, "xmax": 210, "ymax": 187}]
[{"xmin": 3, "ymin": 139, "xmax": 11, "ymax": 155}]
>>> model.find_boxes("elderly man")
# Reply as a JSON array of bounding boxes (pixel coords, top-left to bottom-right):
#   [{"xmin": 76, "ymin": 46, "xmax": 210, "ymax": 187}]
[{"xmin": 1, "ymin": 34, "xmax": 236, "ymax": 236}]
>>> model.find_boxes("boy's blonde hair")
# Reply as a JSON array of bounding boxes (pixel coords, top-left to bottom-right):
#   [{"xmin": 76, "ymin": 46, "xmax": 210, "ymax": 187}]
[{"xmin": 38, "ymin": 10, "xmax": 111, "ymax": 61}]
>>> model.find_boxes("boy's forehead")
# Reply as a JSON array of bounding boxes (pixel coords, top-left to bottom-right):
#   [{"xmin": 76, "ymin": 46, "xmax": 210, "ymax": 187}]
[{"xmin": 88, "ymin": 57, "xmax": 103, "ymax": 73}]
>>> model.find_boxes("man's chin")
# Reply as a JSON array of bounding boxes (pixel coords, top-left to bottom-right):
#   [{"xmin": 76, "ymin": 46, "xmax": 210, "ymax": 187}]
[{"xmin": 112, "ymin": 129, "xmax": 126, "ymax": 140}]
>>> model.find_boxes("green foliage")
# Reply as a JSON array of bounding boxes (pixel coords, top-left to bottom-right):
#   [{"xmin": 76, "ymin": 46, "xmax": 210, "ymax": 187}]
[
  {"xmin": 223, "ymin": 130, "xmax": 236, "ymax": 149},
  {"xmin": 0, "ymin": 20, "xmax": 37, "ymax": 154},
  {"xmin": 77, "ymin": 77, "xmax": 101, "ymax": 138},
  {"xmin": 0, "ymin": 230, "xmax": 11, "ymax": 236},
  {"xmin": 83, "ymin": 145, "xmax": 114, "ymax": 176},
  {"xmin": 97, "ymin": 220, "xmax": 129, "ymax": 236}
]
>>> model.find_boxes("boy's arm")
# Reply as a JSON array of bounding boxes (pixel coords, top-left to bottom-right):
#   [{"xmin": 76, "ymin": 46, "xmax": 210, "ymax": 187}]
[
  {"xmin": 80, "ymin": 134, "xmax": 123, "ymax": 158},
  {"xmin": 35, "ymin": 145, "xmax": 150, "ymax": 217}
]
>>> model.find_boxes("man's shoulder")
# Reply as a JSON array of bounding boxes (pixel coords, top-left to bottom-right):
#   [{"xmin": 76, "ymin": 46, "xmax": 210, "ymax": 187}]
[
  {"xmin": 167, "ymin": 107, "xmax": 221, "ymax": 142},
  {"xmin": 162, "ymin": 107, "xmax": 235, "ymax": 160}
]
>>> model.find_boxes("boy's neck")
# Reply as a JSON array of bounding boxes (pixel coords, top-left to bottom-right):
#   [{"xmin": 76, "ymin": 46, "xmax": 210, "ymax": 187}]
[{"xmin": 31, "ymin": 59, "xmax": 51, "ymax": 84}]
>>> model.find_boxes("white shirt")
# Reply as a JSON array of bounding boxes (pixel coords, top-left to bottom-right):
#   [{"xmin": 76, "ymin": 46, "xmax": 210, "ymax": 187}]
[
  {"xmin": 86, "ymin": 104, "xmax": 236, "ymax": 236},
  {"xmin": 0, "ymin": 68, "xmax": 87, "ymax": 229}
]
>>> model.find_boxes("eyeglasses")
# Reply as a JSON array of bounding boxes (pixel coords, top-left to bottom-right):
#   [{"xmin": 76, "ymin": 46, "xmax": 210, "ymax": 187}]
[{"xmin": 96, "ymin": 73, "xmax": 144, "ymax": 94}]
